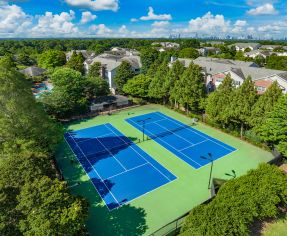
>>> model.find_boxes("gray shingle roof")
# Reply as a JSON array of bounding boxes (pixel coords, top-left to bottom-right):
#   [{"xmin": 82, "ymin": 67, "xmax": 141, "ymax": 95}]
[{"xmin": 19, "ymin": 66, "xmax": 46, "ymax": 77}]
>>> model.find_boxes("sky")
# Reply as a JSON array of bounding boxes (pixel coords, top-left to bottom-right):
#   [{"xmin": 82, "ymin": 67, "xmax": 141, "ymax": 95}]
[{"xmin": 0, "ymin": 0, "xmax": 286, "ymax": 39}]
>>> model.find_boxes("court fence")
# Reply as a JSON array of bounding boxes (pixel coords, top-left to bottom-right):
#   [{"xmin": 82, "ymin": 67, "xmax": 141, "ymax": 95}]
[{"xmin": 148, "ymin": 212, "xmax": 189, "ymax": 236}]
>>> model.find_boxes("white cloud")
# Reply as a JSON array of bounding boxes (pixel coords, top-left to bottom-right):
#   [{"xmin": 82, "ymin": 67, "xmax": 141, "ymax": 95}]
[
  {"xmin": 118, "ymin": 25, "xmax": 129, "ymax": 34},
  {"xmin": 32, "ymin": 10, "xmax": 78, "ymax": 36},
  {"xmin": 130, "ymin": 18, "xmax": 138, "ymax": 22},
  {"xmin": 152, "ymin": 21, "xmax": 170, "ymax": 28},
  {"xmin": 247, "ymin": 3, "xmax": 277, "ymax": 15},
  {"xmin": 187, "ymin": 12, "xmax": 230, "ymax": 34},
  {"xmin": 80, "ymin": 11, "xmax": 97, "ymax": 23},
  {"xmin": 64, "ymin": 0, "xmax": 119, "ymax": 12},
  {"xmin": 140, "ymin": 7, "xmax": 172, "ymax": 21},
  {"xmin": 234, "ymin": 20, "xmax": 247, "ymax": 27},
  {"xmin": 89, "ymin": 23, "xmax": 112, "ymax": 35},
  {"xmin": 232, "ymin": 20, "xmax": 247, "ymax": 33},
  {"xmin": 0, "ymin": 4, "xmax": 32, "ymax": 35}
]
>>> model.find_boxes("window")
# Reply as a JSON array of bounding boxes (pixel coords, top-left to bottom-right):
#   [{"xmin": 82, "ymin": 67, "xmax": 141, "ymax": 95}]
[{"xmin": 256, "ymin": 86, "xmax": 266, "ymax": 92}]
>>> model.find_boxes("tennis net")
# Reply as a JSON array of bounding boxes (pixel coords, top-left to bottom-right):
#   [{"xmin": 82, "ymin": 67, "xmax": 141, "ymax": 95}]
[
  {"xmin": 146, "ymin": 123, "xmax": 192, "ymax": 141},
  {"xmin": 88, "ymin": 139, "xmax": 137, "ymax": 157}
]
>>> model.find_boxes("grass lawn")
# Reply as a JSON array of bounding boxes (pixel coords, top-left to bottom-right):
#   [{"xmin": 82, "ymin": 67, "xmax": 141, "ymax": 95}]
[
  {"xmin": 263, "ymin": 216, "xmax": 287, "ymax": 236},
  {"xmin": 56, "ymin": 104, "xmax": 274, "ymax": 236}
]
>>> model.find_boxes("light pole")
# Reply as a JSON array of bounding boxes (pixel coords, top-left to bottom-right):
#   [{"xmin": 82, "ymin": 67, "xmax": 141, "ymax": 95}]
[
  {"xmin": 200, "ymin": 153, "xmax": 213, "ymax": 189},
  {"xmin": 136, "ymin": 118, "xmax": 151, "ymax": 141}
]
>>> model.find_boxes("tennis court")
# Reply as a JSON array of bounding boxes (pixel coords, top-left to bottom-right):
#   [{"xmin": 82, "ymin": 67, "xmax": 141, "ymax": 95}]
[
  {"xmin": 64, "ymin": 123, "xmax": 176, "ymax": 210},
  {"xmin": 126, "ymin": 112, "xmax": 237, "ymax": 169}
]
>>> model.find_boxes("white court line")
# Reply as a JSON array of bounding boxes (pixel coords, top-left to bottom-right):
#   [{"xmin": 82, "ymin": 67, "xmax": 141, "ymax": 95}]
[
  {"xmin": 65, "ymin": 134, "xmax": 120, "ymax": 211},
  {"xmin": 154, "ymin": 121, "xmax": 196, "ymax": 146},
  {"xmin": 104, "ymin": 124, "xmax": 173, "ymax": 182},
  {"xmin": 127, "ymin": 119, "xmax": 202, "ymax": 168},
  {"xmin": 95, "ymin": 136, "xmax": 128, "ymax": 171},
  {"xmin": 178, "ymin": 140, "xmax": 209, "ymax": 152},
  {"xmin": 73, "ymin": 132, "xmax": 114, "ymax": 144},
  {"xmin": 105, "ymin": 163, "xmax": 149, "ymax": 180},
  {"xmin": 156, "ymin": 112, "xmax": 235, "ymax": 152}
]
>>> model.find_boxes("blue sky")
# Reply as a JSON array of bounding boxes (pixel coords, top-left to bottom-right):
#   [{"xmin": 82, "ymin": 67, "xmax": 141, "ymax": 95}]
[{"xmin": 0, "ymin": 0, "xmax": 286, "ymax": 38}]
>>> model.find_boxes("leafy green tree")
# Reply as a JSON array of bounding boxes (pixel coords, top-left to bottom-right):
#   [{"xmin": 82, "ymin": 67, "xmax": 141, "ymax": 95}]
[
  {"xmin": 205, "ymin": 74, "xmax": 235, "ymax": 127},
  {"xmin": 85, "ymin": 76, "xmax": 110, "ymax": 99},
  {"xmin": 234, "ymin": 51, "xmax": 245, "ymax": 61},
  {"xmin": 0, "ymin": 62, "xmax": 62, "ymax": 154},
  {"xmin": 259, "ymin": 93, "xmax": 287, "ymax": 156},
  {"xmin": 66, "ymin": 51, "xmax": 85, "ymax": 74},
  {"xmin": 41, "ymin": 68, "xmax": 88, "ymax": 119},
  {"xmin": 168, "ymin": 60, "xmax": 185, "ymax": 107},
  {"xmin": 140, "ymin": 47, "xmax": 159, "ymax": 74},
  {"xmin": 88, "ymin": 62, "xmax": 101, "ymax": 77},
  {"xmin": 179, "ymin": 48, "xmax": 199, "ymax": 59},
  {"xmin": 38, "ymin": 50, "xmax": 66, "ymax": 69},
  {"xmin": 181, "ymin": 164, "xmax": 287, "ymax": 236},
  {"xmin": 228, "ymin": 77, "xmax": 257, "ymax": 138},
  {"xmin": 114, "ymin": 61, "xmax": 135, "ymax": 94},
  {"xmin": 16, "ymin": 176, "xmax": 88, "ymax": 236},
  {"xmin": 148, "ymin": 61, "xmax": 170, "ymax": 103},
  {"xmin": 16, "ymin": 53, "xmax": 34, "ymax": 66},
  {"xmin": 254, "ymin": 55, "xmax": 266, "ymax": 67},
  {"xmin": 173, "ymin": 63, "xmax": 206, "ymax": 113},
  {"xmin": 266, "ymin": 55, "xmax": 287, "ymax": 71},
  {"xmin": 250, "ymin": 81, "xmax": 282, "ymax": 129},
  {"xmin": 123, "ymin": 74, "xmax": 151, "ymax": 98}
]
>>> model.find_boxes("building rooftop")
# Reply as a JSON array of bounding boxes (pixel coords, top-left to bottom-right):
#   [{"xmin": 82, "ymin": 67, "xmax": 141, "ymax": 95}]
[{"xmin": 19, "ymin": 66, "xmax": 46, "ymax": 77}]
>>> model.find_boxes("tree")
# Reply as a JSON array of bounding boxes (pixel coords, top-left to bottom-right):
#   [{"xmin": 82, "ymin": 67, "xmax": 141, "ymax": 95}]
[
  {"xmin": 148, "ymin": 61, "xmax": 170, "ymax": 103},
  {"xmin": 228, "ymin": 77, "xmax": 257, "ymax": 138},
  {"xmin": 16, "ymin": 176, "xmax": 88, "ymax": 236},
  {"xmin": 168, "ymin": 60, "xmax": 185, "ymax": 107},
  {"xmin": 88, "ymin": 62, "xmax": 101, "ymax": 77},
  {"xmin": 113, "ymin": 61, "xmax": 135, "ymax": 94},
  {"xmin": 181, "ymin": 164, "xmax": 287, "ymax": 236},
  {"xmin": 16, "ymin": 53, "xmax": 35, "ymax": 66},
  {"xmin": 259, "ymin": 93, "xmax": 287, "ymax": 156},
  {"xmin": 250, "ymin": 81, "xmax": 282, "ymax": 129},
  {"xmin": 266, "ymin": 55, "xmax": 287, "ymax": 71},
  {"xmin": 123, "ymin": 74, "xmax": 151, "ymax": 98},
  {"xmin": 173, "ymin": 63, "xmax": 206, "ymax": 113},
  {"xmin": 205, "ymin": 74, "xmax": 235, "ymax": 127},
  {"xmin": 0, "ymin": 61, "xmax": 62, "ymax": 154},
  {"xmin": 140, "ymin": 47, "xmax": 159, "ymax": 74},
  {"xmin": 38, "ymin": 50, "xmax": 66, "ymax": 69},
  {"xmin": 66, "ymin": 51, "xmax": 85, "ymax": 74},
  {"xmin": 40, "ymin": 68, "xmax": 88, "ymax": 119},
  {"xmin": 254, "ymin": 55, "xmax": 266, "ymax": 67},
  {"xmin": 85, "ymin": 76, "xmax": 110, "ymax": 99},
  {"xmin": 179, "ymin": 48, "xmax": 199, "ymax": 59}
]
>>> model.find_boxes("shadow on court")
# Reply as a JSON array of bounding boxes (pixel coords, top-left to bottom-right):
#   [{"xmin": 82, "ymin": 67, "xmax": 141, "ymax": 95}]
[
  {"xmin": 73, "ymin": 180, "xmax": 148, "ymax": 236},
  {"xmin": 57, "ymin": 144, "xmax": 148, "ymax": 236}
]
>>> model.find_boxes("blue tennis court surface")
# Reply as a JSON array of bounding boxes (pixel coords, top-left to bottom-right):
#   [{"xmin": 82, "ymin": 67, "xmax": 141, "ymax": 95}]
[
  {"xmin": 126, "ymin": 112, "xmax": 237, "ymax": 169},
  {"xmin": 64, "ymin": 123, "xmax": 176, "ymax": 210}
]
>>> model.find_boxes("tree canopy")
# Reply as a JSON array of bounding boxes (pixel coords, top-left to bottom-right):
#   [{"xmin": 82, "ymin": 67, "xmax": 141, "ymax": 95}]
[
  {"xmin": 40, "ymin": 68, "xmax": 88, "ymax": 119},
  {"xmin": 181, "ymin": 164, "xmax": 287, "ymax": 236},
  {"xmin": 113, "ymin": 61, "xmax": 135, "ymax": 94},
  {"xmin": 259, "ymin": 93, "xmax": 287, "ymax": 156},
  {"xmin": 38, "ymin": 50, "xmax": 66, "ymax": 69},
  {"xmin": 66, "ymin": 51, "xmax": 85, "ymax": 74},
  {"xmin": 123, "ymin": 74, "xmax": 151, "ymax": 98}
]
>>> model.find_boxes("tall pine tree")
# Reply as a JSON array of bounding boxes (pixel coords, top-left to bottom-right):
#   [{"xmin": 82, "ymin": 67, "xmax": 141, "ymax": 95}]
[
  {"xmin": 250, "ymin": 81, "xmax": 282, "ymax": 130},
  {"xmin": 228, "ymin": 76, "xmax": 257, "ymax": 138},
  {"xmin": 148, "ymin": 61, "xmax": 170, "ymax": 103},
  {"xmin": 205, "ymin": 74, "xmax": 235, "ymax": 127},
  {"xmin": 259, "ymin": 94, "xmax": 287, "ymax": 156},
  {"xmin": 114, "ymin": 61, "xmax": 135, "ymax": 94},
  {"xmin": 174, "ymin": 63, "xmax": 205, "ymax": 113}
]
